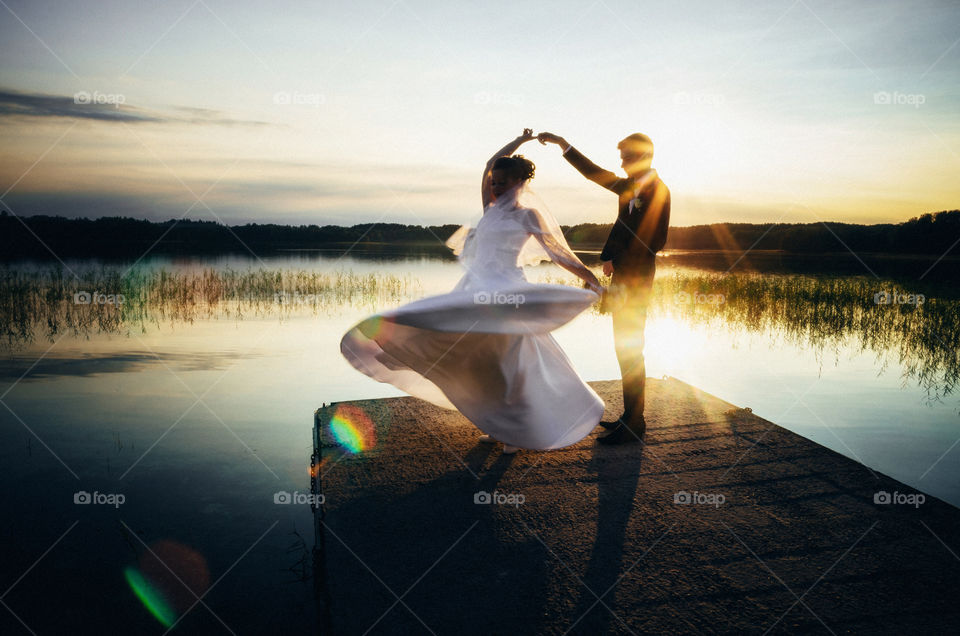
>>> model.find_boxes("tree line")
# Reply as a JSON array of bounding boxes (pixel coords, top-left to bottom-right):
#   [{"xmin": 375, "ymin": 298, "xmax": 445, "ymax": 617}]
[{"xmin": 1, "ymin": 209, "xmax": 957, "ymax": 260}]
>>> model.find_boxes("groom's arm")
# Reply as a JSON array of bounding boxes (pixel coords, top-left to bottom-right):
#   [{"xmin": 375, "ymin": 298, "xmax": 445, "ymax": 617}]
[
  {"xmin": 561, "ymin": 146, "xmax": 626, "ymax": 194},
  {"xmin": 536, "ymin": 133, "xmax": 626, "ymax": 194}
]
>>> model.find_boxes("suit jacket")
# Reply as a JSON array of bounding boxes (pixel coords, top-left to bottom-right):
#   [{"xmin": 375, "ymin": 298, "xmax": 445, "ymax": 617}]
[{"xmin": 563, "ymin": 147, "xmax": 670, "ymax": 281}]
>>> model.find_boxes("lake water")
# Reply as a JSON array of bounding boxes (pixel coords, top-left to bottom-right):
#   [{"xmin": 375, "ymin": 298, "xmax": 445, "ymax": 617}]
[{"xmin": 1, "ymin": 249, "xmax": 958, "ymax": 632}]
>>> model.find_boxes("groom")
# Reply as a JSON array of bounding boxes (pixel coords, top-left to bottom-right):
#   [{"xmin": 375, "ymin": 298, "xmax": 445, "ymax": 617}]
[{"xmin": 538, "ymin": 132, "xmax": 670, "ymax": 445}]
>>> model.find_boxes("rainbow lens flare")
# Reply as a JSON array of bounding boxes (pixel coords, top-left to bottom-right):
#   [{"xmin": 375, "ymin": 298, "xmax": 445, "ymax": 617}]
[
  {"xmin": 125, "ymin": 540, "xmax": 211, "ymax": 627},
  {"xmin": 329, "ymin": 404, "xmax": 376, "ymax": 453},
  {"xmin": 124, "ymin": 567, "xmax": 177, "ymax": 627},
  {"xmin": 358, "ymin": 315, "xmax": 395, "ymax": 341}
]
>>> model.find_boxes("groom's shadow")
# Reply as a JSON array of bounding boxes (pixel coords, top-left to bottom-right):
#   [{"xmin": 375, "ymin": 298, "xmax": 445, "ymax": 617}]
[{"xmin": 564, "ymin": 436, "xmax": 645, "ymax": 634}]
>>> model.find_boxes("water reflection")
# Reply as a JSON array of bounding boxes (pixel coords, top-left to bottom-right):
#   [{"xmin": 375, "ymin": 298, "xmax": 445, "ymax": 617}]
[
  {"xmin": 2, "ymin": 259, "xmax": 959, "ymax": 403},
  {"xmin": 652, "ymin": 272, "xmax": 960, "ymax": 403},
  {"xmin": 0, "ymin": 265, "xmax": 420, "ymax": 350},
  {"xmin": 0, "ymin": 350, "xmax": 263, "ymax": 381}
]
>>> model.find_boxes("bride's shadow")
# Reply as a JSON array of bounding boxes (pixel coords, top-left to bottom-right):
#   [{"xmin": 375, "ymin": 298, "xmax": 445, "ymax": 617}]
[
  {"xmin": 465, "ymin": 441, "xmax": 518, "ymax": 482},
  {"xmin": 321, "ymin": 439, "xmax": 555, "ymax": 634}
]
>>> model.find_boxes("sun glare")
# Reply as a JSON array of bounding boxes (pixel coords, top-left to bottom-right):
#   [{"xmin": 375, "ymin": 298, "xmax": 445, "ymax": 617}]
[{"xmin": 644, "ymin": 317, "xmax": 707, "ymax": 371}]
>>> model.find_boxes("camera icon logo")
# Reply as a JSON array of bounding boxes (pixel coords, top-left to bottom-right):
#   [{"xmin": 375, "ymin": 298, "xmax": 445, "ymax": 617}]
[
  {"xmin": 673, "ymin": 491, "xmax": 692, "ymax": 504},
  {"xmin": 474, "ymin": 291, "xmax": 491, "ymax": 304},
  {"xmin": 74, "ymin": 291, "xmax": 92, "ymax": 304},
  {"xmin": 74, "ymin": 490, "xmax": 91, "ymax": 504},
  {"xmin": 273, "ymin": 491, "xmax": 291, "ymax": 504},
  {"xmin": 873, "ymin": 91, "xmax": 891, "ymax": 104},
  {"xmin": 474, "ymin": 490, "xmax": 491, "ymax": 504},
  {"xmin": 874, "ymin": 491, "xmax": 891, "ymax": 504}
]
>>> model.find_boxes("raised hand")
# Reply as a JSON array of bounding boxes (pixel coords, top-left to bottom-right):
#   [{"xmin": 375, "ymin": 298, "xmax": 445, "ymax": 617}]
[
  {"xmin": 537, "ymin": 132, "xmax": 565, "ymax": 146},
  {"xmin": 520, "ymin": 127, "xmax": 535, "ymax": 141}
]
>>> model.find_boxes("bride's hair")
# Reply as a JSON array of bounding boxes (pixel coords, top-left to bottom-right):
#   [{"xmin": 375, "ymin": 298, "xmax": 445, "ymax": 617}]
[{"xmin": 492, "ymin": 154, "xmax": 535, "ymax": 182}]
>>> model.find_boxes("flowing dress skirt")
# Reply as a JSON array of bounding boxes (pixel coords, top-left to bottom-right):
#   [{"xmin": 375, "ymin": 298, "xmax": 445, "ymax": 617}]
[{"xmin": 340, "ymin": 281, "xmax": 604, "ymax": 450}]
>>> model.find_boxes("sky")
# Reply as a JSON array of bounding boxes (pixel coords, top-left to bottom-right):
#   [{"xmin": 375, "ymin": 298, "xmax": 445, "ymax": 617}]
[{"xmin": 1, "ymin": 0, "xmax": 958, "ymax": 229}]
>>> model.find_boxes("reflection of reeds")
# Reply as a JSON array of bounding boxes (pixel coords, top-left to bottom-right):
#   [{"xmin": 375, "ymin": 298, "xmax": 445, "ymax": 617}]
[
  {"xmin": 4, "ymin": 264, "xmax": 958, "ymax": 403},
  {"xmin": 0, "ymin": 266, "xmax": 421, "ymax": 349},
  {"xmin": 535, "ymin": 267, "xmax": 960, "ymax": 402},
  {"xmin": 664, "ymin": 272, "xmax": 960, "ymax": 403}
]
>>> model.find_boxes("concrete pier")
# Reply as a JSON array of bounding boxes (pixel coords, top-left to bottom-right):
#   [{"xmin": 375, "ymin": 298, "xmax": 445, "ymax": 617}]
[{"xmin": 314, "ymin": 378, "xmax": 960, "ymax": 634}]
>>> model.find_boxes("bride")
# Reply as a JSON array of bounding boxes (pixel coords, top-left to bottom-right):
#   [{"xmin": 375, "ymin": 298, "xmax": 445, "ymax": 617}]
[{"xmin": 340, "ymin": 129, "xmax": 605, "ymax": 454}]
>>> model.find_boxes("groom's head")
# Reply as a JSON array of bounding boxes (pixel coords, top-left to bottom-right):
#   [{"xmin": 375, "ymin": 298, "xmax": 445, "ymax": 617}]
[{"xmin": 618, "ymin": 133, "xmax": 653, "ymax": 177}]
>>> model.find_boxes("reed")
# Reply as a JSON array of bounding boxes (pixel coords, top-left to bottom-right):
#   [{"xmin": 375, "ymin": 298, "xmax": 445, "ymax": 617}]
[
  {"xmin": 0, "ymin": 265, "xmax": 421, "ymax": 347},
  {"xmin": 536, "ymin": 267, "xmax": 959, "ymax": 401},
  {"xmin": 3, "ymin": 264, "xmax": 956, "ymax": 401}
]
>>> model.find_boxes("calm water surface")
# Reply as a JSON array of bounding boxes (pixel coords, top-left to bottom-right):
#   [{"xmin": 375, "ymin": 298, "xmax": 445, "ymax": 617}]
[{"xmin": 1, "ymin": 249, "xmax": 958, "ymax": 632}]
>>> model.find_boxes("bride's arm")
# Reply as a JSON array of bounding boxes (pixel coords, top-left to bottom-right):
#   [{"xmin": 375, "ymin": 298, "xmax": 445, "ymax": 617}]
[
  {"xmin": 525, "ymin": 208, "xmax": 602, "ymax": 293},
  {"xmin": 481, "ymin": 128, "xmax": 535, "ymax": 208},
  {"xmin": 552, "ymin": 253, "xmax": 602, "ymax": 293}
]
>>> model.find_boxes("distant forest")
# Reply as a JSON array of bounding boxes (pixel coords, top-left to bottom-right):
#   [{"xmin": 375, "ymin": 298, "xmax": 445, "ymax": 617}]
[{"xmin": 0, "ymin": 209, "xmax": 957, "ymax": 260}]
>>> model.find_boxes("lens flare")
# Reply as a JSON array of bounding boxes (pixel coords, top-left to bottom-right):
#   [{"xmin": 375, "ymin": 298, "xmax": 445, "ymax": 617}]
[
  {"xmin": 125, "ymin": 540, "xmax": 211, "ymax": 627},
  {"xmin": 124, "ymin": 567, "xmax": 177, "ymax": 627},
  {"xmin": 329, "ymin": 404, "xmax": 376, "ymax": 453},
  {"xmin": 359, "ymin": 315, "xmax": 395, "ymax": 341}
]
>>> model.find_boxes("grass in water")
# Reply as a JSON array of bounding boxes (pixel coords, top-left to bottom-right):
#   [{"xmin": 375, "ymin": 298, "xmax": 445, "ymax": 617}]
[
  {"xmin": 2, "ymin": 264, "xmax": 956, "ymax": 403},
  {"xmin": 0, "ymin": 266, "xmax": 421, "ymax": 348}
]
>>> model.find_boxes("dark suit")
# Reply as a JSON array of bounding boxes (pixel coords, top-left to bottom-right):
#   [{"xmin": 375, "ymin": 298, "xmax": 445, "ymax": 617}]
[{"xmin": 563, "ymin": 147, "xmax": 671, "ymax": 425}]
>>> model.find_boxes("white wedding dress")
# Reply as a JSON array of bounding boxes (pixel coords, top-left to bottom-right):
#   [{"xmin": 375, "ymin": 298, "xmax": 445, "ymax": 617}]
[{"xmin": 340, "ymin": 185, "xmax": 605, "ymax": 450}]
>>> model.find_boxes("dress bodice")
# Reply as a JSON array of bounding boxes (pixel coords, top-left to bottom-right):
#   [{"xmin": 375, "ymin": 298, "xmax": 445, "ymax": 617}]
[
  {"xmin": 457, "ymin": 203, "xmax": 533, "ymax": 287},
  {"xmin": 446, "ymin": 186, "xmax": 593, "ymax": 294}
]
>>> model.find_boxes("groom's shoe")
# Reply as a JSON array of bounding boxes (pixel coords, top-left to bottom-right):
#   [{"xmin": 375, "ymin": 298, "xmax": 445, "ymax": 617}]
[
  {"xmin": 599, "ymin": 411, "xmax": 633, "ymax": 430},
  {"xmin": 597, "ymin": 418, "xmax": 646, "ymax": 445}
]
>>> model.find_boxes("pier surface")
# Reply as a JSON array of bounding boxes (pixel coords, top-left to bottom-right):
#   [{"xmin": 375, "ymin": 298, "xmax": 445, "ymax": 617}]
[{"xmin": 316, "ymin": 378, "xmax": 960, "ymax": 635}]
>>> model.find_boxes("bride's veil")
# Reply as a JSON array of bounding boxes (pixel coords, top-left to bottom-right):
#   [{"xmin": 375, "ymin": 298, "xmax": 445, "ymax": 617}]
[{"xmin": 445, "ymin": 181, "xmax": 589, "ymax": 274}]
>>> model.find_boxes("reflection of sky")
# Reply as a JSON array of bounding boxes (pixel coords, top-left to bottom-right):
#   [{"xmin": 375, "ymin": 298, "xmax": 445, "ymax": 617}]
[
  {"xmin": 1, "ymin": 255, "xmax": 958, "ymax": 627},
  {"xmin": 2, "ymin": 254, "xmax": 958, "ymax": 512},
  {"xmin": 0, "ymin": 326, "xmax": 318, "ymax": 630},
  {"xmin": 0, "ymin": 349, "xmax": 263, "ymax": 380}
]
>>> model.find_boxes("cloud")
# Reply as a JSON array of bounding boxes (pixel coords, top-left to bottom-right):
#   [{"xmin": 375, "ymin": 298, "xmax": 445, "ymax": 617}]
[{"xmin": 0, "ymin": 88, "xmax": 271, "ymax": 126}]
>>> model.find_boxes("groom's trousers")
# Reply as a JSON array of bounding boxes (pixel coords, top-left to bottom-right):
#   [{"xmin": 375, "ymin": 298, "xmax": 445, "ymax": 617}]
[{"xmin": 608, "ymin": 269, "xmax": 655, "ymax": 424}]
